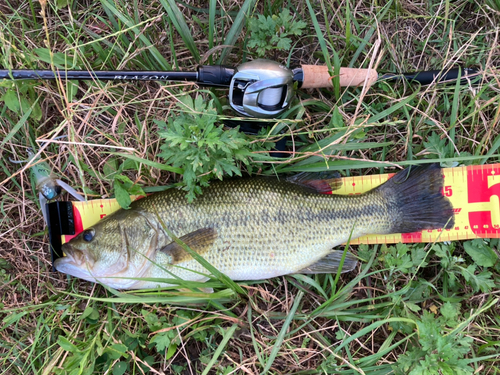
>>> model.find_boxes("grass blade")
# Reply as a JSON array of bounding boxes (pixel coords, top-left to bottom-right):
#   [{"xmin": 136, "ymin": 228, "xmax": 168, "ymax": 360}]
[
  {"xmin": 306, "ymin": 0, "xmax": 336, "ymax": 96},
  {"xmin": 0, "ymin": 98, "xmax": 38, "ymax": 149},
  {"xmin": 61, "ymin": 289, "xmax": 236, "ymax": 305},
  {"xmin": 261, "ymin": 290, "xmax": 304, "ymax": 375},
  {"xmin": 334, "ymin": 317, "xmax": 417, "ymax": 354},
  {"xmin": 368, "ymin": 91, "xmax": 418, "ymax": 123},
  {"xmin": 449, "ymin": 67, "xmax": 462, "ymax": 131},
  {"xmin": 277, "ymin": 153, "xmax": 500, "ymax": 173},
  {"xmin": 158, "ymin": 0, "xmax": 200, "ymax": 63},
  {"xmin": 110, "ymin": 152, "xmax": 183, "ymax": 174},
  {"xmin": 201, "ymin": 324, "xmax": 239, "ymax": 375},
  {"xmin": 348, "ymin": 1, "xmax": 392, "ymax": 67},
  {"xmin": 100, "ymin": 0, "xmax": 170, "ymax": 69},
  {"xmin": 217, "ymin": 0, "xmax": 256, "ymax": 63},
  {"xmin": 448, "ymin": 298, "xmax": 499, "ymax": 337},
  {"xmin": 480, "ymin": 133, "xmax": 500, "ymax": 164},
  {"xmin": 208, "ymin": 0, "xmax": 216, "ymax": 64}
]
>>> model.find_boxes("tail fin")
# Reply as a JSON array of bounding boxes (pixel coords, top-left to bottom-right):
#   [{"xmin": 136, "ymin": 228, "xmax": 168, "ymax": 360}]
[{"xmin": 376, "ymin": 163, "xmax": 454, "ymax": 234}]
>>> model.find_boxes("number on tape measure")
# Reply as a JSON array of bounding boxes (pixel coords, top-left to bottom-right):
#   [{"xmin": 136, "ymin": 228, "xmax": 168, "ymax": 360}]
[
  {"xmin": 443, "ymin": 186, "xmax": 453, "ymax": 197},
  {"xmin": 467, "ymin": 165, "xmax": 500, "ymax": 235}
]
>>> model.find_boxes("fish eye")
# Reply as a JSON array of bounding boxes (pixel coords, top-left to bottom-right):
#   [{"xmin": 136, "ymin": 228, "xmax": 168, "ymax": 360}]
[{"xmin": 82, "ymin": 229, "xmax": 95, "ymax": 242}]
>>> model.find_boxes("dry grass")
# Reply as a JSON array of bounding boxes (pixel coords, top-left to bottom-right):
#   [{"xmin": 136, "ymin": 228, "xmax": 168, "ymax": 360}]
[{"xmin": 1, "ymin": 0, "xmax": 500, "ymax": 374}]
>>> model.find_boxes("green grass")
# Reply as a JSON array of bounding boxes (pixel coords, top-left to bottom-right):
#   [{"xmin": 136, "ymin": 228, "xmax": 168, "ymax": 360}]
[{"xmin": 1, "ymin": 0, "xmax": 500, "ymax": 374}]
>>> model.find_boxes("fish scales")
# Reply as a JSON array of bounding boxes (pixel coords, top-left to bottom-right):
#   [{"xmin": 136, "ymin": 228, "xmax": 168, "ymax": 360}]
[
  {"xmin": 55, "ymin": 164, "xmax": 454, "ymax": 289},
  {"xmin": 138, "ymin": 178, "xmax": 389, "ymax": 281}
]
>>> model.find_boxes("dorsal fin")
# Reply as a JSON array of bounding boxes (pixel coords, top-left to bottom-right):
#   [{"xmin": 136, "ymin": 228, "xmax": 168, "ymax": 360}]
[
  {"xmin": 160, "ymin": 228, "xmax": 217, "ymax": 264},
  {"xmin": 286, "ymin": 171, "xmax": 342, "ymax": 193}
]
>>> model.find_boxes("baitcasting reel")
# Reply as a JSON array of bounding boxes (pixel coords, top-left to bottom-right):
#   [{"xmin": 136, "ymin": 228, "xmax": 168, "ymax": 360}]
[{"xmin": 228, "ymin": 59, "xmax": 297, "ymax": 118}]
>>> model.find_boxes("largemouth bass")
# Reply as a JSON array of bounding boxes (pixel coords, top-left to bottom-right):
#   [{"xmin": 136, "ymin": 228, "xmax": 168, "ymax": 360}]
[{"xmin": 55, "ymin": 164, "xmax": 454, "ymax": 289}]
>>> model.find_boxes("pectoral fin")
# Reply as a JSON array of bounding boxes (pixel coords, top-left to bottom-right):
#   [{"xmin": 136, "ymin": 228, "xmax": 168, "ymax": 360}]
[
  {"xmin": 296, "ymin": 250, "xmax": 358, "ymax": 274},
  {"xmin": 160, "ymin": 228, "xmax": 217, "ymax": 264}
]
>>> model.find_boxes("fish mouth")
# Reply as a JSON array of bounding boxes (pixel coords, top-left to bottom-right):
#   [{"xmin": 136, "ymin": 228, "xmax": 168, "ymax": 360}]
[
  {"xmin": 55, "ymin": 244, "xmax": 151, "ymax": 289},
  {"xmin": 55, "ymin": 245, "xmax": 97, "ymax": 282}
]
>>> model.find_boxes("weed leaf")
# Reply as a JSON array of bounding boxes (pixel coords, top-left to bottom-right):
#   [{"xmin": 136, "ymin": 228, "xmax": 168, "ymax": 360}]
[
  {"xmin": 112, "ymin": 362, "xmax": 128, "ymax": 375},
  {"xmin": 114, "ymin": 178, "xmax": 132, "ymax": 209},
  {"xmin": 463, "ymin": 239, "xmax": 498, "ymax": 267},
  {"xmin": 1, "ymin": 90, "xmax": 20, "ymax": 112}
]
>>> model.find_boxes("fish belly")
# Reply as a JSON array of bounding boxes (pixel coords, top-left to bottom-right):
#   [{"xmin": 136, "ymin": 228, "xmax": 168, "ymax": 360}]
[{"xmin": 152, "ymin": 214, "xmax": 366, "ymax": 282}]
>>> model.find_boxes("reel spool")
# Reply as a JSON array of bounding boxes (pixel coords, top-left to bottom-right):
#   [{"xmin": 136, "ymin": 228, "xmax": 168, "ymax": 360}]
[{"xmin": 229, "ymin": 59, "xmax": 295, "ymax": 118}]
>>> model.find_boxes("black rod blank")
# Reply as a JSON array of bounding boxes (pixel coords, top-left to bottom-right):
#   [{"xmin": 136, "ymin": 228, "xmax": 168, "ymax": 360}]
[
  {"xmin": 0, "ymin": 69, "xmax": 198, "ymax": 81},
  {"xmin": 0, "ymin": 65, "xmax": 236, "ymax": 87},
  {"xmin": 380, "ymin": 68, "xmax": 481, "ymax": 85}
]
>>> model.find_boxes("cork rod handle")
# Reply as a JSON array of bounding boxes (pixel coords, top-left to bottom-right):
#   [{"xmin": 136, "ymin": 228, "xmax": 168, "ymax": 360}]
[{"xmin": 301, "ymin": 65, "xmax": 378, "ymax": 89}]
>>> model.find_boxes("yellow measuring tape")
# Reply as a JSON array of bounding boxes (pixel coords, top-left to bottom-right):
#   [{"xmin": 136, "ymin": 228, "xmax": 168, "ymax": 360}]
[{"xmin": 62, "ymin": 163, "xmax": 500, "ymax": 245}]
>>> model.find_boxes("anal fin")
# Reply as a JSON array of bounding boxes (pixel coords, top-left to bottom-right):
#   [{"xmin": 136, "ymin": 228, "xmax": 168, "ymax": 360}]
[{"xmin": 296, "ymin": 250, "xmax": 358, "ymax": 274}]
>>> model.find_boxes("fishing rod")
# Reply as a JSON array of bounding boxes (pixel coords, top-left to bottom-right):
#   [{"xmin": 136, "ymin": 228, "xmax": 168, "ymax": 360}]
[{"xmin": 0, "ymin": 60, "xmax": 481, "ymax": 118}]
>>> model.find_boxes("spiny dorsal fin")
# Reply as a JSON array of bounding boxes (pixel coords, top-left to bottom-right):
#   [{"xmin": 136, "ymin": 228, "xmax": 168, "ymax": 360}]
[
  {"xmin": 286, "ymin": 171, "xmax": 342, "ymax": 193},
  {"xmin": 160, "ymin": 228, "xmax": 217, "ymax": 264},
  {"xmin": 295, "ymin": 250, "xmax": 358, "ymax": 274}
]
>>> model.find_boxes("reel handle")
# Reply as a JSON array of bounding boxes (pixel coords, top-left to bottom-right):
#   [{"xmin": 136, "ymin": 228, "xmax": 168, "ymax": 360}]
[{"xmin": 300, "ymin": 65, "xmax": 378, "ymax": 89}]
